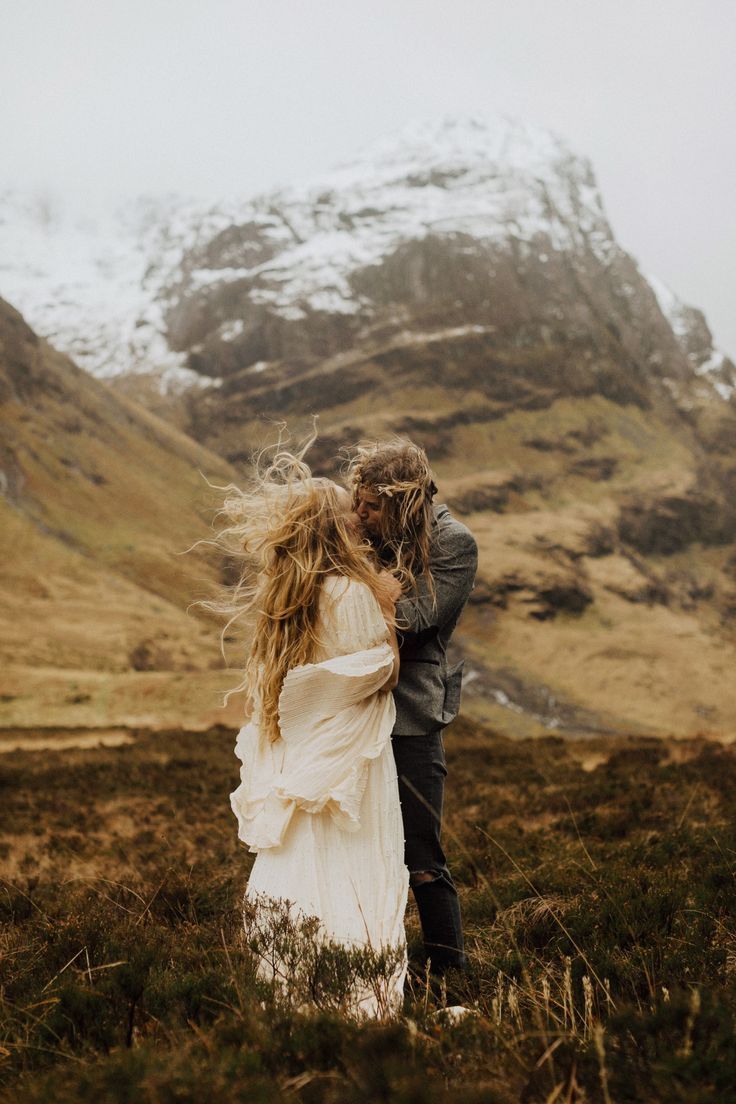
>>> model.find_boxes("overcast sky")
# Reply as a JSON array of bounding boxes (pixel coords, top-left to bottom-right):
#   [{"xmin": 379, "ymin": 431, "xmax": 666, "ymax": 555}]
[{"xmin": 2, "ymin": 0, "xmax": 735, "ymax": 353}]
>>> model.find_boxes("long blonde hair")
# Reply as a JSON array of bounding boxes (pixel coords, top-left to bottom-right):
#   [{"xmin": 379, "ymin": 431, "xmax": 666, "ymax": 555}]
[{"xmin": 206, "ymin": 446, "xmax": 389, "ymax": 742}]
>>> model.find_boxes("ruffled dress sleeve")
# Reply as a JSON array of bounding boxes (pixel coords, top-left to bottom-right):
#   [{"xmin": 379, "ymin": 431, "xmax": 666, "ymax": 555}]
[{"xmin": 230, "ymin": 578, "xmax": 397, "ymax": 852}]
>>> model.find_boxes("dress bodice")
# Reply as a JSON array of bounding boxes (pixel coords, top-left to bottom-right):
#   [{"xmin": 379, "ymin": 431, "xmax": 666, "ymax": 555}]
[
  {"xmin": 230, "ymin": 572, "xmax": 396, "ymax": 851},
  {"xmin": 311, "ymin": 575, "xmax": 389, "ymax": 662}
]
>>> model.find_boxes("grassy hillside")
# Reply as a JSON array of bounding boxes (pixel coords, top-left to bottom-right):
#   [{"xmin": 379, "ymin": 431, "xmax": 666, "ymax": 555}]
[
  {"xmin": 187, "ymin": 341, "xmax": 736, "ymax": 742},
  {"xmin": 2, "ymin": 716, "xmax": 735, "ymax": 1102},
  {"xmin": 4, "ymin": 290, "xmax": 735, "ymax": 742},
  {"xmin": 0, "ymin": 297, "xmax": 246, "ymax": 732}
]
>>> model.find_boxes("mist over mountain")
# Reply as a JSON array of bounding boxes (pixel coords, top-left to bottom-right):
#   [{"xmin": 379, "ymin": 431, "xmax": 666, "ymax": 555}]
[{"xmin": 0, "ymin": 187, "xmax": 197, "ymax": 386}]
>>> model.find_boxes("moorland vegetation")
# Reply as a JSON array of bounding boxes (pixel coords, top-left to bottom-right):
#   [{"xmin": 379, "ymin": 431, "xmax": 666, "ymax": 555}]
[{"xmin": 2, "ymin": 717, "xmax": 735, "ymax": 1103}]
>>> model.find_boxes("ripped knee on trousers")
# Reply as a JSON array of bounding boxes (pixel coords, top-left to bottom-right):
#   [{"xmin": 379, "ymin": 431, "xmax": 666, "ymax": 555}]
[{"xmin": 410, "ymin": 869, "xmax": 441, "ymax": 888}]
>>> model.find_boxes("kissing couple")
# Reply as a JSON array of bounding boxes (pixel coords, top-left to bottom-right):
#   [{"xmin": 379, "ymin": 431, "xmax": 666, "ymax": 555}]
[{"xmin": 224, "ymin": 437, "xmax": 478, "ymax": 1017}]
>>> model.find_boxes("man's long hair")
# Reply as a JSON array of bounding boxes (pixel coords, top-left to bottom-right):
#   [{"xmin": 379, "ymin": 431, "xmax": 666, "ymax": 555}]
[
  {"xmin": 347, "ymin": 439, "xmax": 437, "ymax": 600},
  {"xmin": 204, "ymin": 446, "xmax": 389, "ymax": 742}
]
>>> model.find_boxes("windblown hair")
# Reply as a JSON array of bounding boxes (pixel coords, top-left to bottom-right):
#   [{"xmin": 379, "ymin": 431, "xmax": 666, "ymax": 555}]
[
  {"xmin": 346, "ymin": 439, "xmax": 437, "ymax": 600},
  {"xmin": 204, "ymin": 446, "xmax": 389, "ymax": 743}
]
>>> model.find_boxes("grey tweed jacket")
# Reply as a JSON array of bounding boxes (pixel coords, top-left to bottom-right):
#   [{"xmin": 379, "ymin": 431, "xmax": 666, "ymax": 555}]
[{"xmin": 392, "ymin": 503, "xmax": 478, "ymax": 736}]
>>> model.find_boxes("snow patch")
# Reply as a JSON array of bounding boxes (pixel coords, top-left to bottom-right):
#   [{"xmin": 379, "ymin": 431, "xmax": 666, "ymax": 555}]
[
  {"xmin": 159, "ymin": 116, "xmax": 620, "ymax": 329},
  {"xmin": 648, "ymin": 271, "xmax": 734, "ymax": 399},
  {"xmin": 0, "ymin": 187, "xmax": 189, "ymax": 381}
]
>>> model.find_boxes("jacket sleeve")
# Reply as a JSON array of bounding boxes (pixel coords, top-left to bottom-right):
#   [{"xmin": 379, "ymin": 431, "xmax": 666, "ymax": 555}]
[{"xmin": 395, "ymin": 525, "xmax": 478, "ymax": 635}]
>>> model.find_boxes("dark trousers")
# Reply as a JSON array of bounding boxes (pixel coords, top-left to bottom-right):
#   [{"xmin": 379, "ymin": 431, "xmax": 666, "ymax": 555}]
[{"xmin": 391, "ymin": 730, "xmax": 466, "ymax": 973}]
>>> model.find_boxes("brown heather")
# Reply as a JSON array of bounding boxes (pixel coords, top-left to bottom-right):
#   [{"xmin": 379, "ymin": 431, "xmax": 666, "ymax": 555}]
[{"xmin": 2, "ymin": 716, "xmax": 736, "ymax": 1102}]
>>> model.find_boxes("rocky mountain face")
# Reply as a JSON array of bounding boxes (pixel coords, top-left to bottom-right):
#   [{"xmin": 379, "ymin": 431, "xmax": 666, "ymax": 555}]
[
  {"xmin": 2, "ymin": 119, "xmax": 732, "ymax": 403},
  {"xmin": 158, "ymin": 117, "xmax": 736, "ymax": 741},
  {"xmin": 153, "ymin": 119, "xmax": 732, "ymax": 414},
  {"xmin": 2, "ymin": 117, "xmax": 735, "ymax": 741},
  {"xmin": 0, "ymin": 297, "xmax": 241, "ymax": 732}
]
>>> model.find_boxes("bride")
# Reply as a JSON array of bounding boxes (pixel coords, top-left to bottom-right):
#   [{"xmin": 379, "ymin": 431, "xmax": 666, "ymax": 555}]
[{"xmin": 218, "ymin": 447, "xmax": 409, "ymax": 1017}]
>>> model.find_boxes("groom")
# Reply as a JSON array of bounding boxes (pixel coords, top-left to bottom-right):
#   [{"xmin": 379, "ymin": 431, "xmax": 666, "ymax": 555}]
[{"xmin": 349, "ymin": 440, "xmax": 478, "ymax": 976}]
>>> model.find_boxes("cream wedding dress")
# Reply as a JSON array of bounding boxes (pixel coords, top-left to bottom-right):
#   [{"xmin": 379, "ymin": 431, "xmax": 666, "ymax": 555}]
[{"xmin": 230, "ymin": 575, "xmax": 409, "ymax": 1017}]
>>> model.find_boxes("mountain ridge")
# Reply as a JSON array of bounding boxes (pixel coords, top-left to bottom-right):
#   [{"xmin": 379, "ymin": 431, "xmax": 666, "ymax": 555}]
[{"xmin": 0, "ymin": 116, "xmax": 732, "ymax": 400}]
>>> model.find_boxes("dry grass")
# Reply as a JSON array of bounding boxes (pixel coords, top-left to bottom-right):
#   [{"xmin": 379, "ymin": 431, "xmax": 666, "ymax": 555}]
[
  {"xmin": 2, "ymin": 715, "xmax": 736, "ymax": 1102},
  {"xmin": 192, "ymin": 387, "xmax": 736, "ymax": 743},
  {"xmin": 0, "ymin": 667, "xmax": 246, "ymax": 734},
  {"xmin": 0, "ymin": 330, "xmax": 237, "ymax": 677}
]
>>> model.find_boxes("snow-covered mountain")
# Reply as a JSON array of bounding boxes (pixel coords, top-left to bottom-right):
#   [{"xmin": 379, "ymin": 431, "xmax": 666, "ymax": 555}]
[
  {"xmin": 0, "ymin": 116, "xmax": 732, "ymax": 402},
  {"xmin": 172, "ymin": 115, "xmax": 616, "ymax": 319}
]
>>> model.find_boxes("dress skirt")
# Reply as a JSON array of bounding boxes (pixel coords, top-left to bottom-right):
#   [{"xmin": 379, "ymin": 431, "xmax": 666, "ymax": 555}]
[{"xmin": 230, "ymin": 577, "xmax": 410, "ymax": 1018}]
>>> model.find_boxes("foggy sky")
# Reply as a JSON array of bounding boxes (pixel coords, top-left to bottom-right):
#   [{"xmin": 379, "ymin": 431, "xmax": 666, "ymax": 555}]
[{"xmin": 1, "ymin": 0, "xmax": 735, "ymax": 353}]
